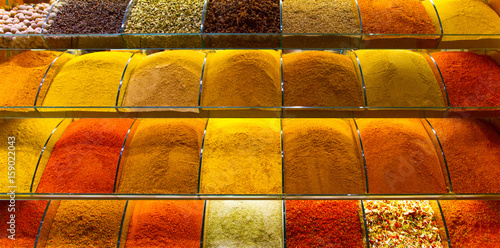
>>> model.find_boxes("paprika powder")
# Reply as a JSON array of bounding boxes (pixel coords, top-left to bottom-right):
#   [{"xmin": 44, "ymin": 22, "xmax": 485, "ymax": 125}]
[{"xmin": 36, "ymin": 118, "xmax": 134, "ymax": 193}]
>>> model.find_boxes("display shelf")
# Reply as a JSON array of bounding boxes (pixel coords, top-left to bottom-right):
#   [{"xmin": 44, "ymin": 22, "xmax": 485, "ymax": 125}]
[{"xmin": 1, "ymin": 0, "xmax": 500, "ymax": 49}]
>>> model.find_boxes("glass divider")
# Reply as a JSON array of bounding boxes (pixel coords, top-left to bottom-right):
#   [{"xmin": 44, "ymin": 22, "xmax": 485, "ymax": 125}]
[
  {"xmin": 30, "ymin": 118, "xmax": 70, "ymax": 193},
  {"xmin": 360, "ymin": 200, "xmax": 370, "ymax": 248},
  {"xmin": 34, "ymin": 50, "xmax": 66, "ymax": 107},
  {"xmin": 40, "ymin": 0, "xmax": 61, "ymax": 49},
  {"xmin": 198, "ymin": 53, "xmax": 208, "ymax": 107},
  {"xmin": 34, "ymin": 200, "xmax": 51, "ymax": 248},
  {"xmin": 279, "ymin": 0, "xmax": 283, "ymax": 49},
  {"xmin": 437, "ymin": 200, "xmax": 452, "ymax": 248},
  {"xmin": 429, "ymin": 0, "xmax": 444, "ymax": 49},
  {"xmin": 115, "ymin": 53, "xmax": 137, "ymax": 109},
  {"xmin": 34, "ymin": 200, "xmax": 60, "ymax": 248},
  {"xmin": 280, "ymin": 118, "xmax": 285, "ymax": 194},
  {"xmin": 353, "ymin": 119, "xmax": 369, "ymax": 194},
  {"xmin": 197, "ymin": 119, "xmax": 210, "ymax": 194},
  {"xmin": 353, "ymin": 0, "xmax": 363, "ymax": 49},
  {"xmin": 427, "ymin": 52, "xmax": 450, "ymax": 107},
  {"xmin": 116, "ymin": 200, "xmax": 130, "ymax": 248},
  {"xmin": 352, "ymin": 51, "xmax": 368, "ymax": 107},
  {"xmin": 200, "ymin": 0, "xmax": 209, "ymax": 48},
  {"xmin": 423, "ymin": 118, "xmax": 454, "ymax": 193},
  {"xmin": 200, "ymin": 200, "xmax": 208, "ymax": 248},
  {"xmin": 120, "ymin": 0, "xmax": 137, "ymax": 34},
  {"xmin": 113, "ymin": 118, "xmax": 139, "ymax": 193},
  {"xmin": 282, "ymin": 200, "xmax": 287, "ymax": 248}
]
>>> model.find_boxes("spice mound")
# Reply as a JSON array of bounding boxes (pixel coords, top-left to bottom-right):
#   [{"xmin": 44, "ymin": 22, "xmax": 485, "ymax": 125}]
[
  {"xmin": 44, "ymin": 200, "xmax": 126, "ymax": 247},
  {"xmin": 427, "ymin": 118, "xmax": 500, "ymax": 193},
  {"xmin": 117, "ymin": 119, "xmax": 206, "ymax": 194},
  {"xmin": 357, "ymin": 0, "xmax": 437, "ymax": 35},
  {"xmin": 286, "ymin": 200, "xmax": 365, "ymax": 248},
  {"xmin": 204, "ymin": 201, "xmax": 283, "ymax": 247},
  {"xmin": 200, "ymin": 119, "xmax": 282, "ymax": 194},
  {"xmin": 431, "ymin": 52, "xmax": 500, "ymax": 107},
  {"xmin": 440, "ymin": 200, "xmax": 500, "ymax": 248},
  {"xmin": 365, "ymin": 200, "xmax": 444, "ymax": 248},
  {"xmin": 282, "ymin": 0, "xmax": 360, "ymax": 34},
  {"xmin": 201, "ymin": 50, "xmax": 281, "ymax": 107},
  {"xmin": 353, "ymin": 50, "xmax": 445, "ymax": 107},
  {"xmin": 42, "ymin": 52, "xmax": 134, "ymax": 107},
  {"xmin": 203, "ymin": 0, "xmax": 280, "ymax": 33},
  {"xmin": 0, "ymin": 51, "xmax": 60, "ymax": 106},
  {"xmin": 0, "ymin": 200, "xmax": 48, "ymax": 247},
  {"xmin": 283, "ymin": 119, "xmax": 365, "ymax": 194},
  {"xmin": 47, "ymin": 0, "xmax": 129, "ymax": 34},
  {"xmin": 125, "ymin": 201, "xmax": 204, "ymax": 247},
  {"xmin": 124, "ymin": 0, "xmax": 204, "ymax": 33},
  {"xmin": 36, "ymin": 119, "xmax": 133, "ymax": 193},
  {"xmin": 122, "ymin": 51, "xmax": 205, "ymax": 112},
  {"xmin": 283, "ymin": 51, "xmax": 363, "ymax": 107},
  {"xmin": 0, "ymin": 119, "xmax": 62, "ymax": 193},
  {"xmin": 434, "ymin": 0, "xmax": 500, "ymax": 37},
  {"xmin": 356, "ymin": 119, "xmax": 448, "ymax": 194}
]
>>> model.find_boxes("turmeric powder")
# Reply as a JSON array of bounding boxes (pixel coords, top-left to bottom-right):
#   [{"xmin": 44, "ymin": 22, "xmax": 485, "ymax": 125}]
[
  {"xmin": 117, "ymin": 119, "xmax": 206, "ymax": 194},
  {"xmin": 42, "ymin": 52, "xmax": 140, "ymax": 108},
  {"xmin": 0, "ymin": 51, "xmax": 60, "ymax": 107},
  {"xmin": 201, "ymin": 50, "xmax": 281, "ymax": 107},
  {"xmin": 0, "ymin": 119, "xmax": 62, "ymax": 193},
  {"xmin": 200, "ymin": 119, "xmax": 282, "ymax": 194}
]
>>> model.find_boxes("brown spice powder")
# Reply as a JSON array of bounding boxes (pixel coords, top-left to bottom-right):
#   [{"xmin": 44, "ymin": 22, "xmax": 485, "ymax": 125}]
[{"xmin": 283, "ymin": 118, "xmax": 365, "ymax": 194}]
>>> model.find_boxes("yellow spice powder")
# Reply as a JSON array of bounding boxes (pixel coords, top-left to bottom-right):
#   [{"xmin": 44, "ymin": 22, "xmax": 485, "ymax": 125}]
[
  {"xmin": 0, "ymin": 119, "xmax": 62, "ymax": 193},
  {"xmin": 201, "ymin": 50, "xmax": 281, "ymax": 107},
  {"xmin": 352, "ymin": 50, "xmax": 445, "ymax": 107},
  {"xmin": 42, "ymin": 52, "xmax": 140, "ymax": 108},
  {"xmin": 122, "ymin": 51, "xmax": 206, "ymax": 112},
  {"xmin": 200, "ymin": 118, "xmax": 282, "ymax": 194}
]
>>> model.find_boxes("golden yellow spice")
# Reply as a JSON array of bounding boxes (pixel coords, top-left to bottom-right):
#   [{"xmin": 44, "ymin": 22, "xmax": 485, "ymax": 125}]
[
  {"xmin": 122, "ymin": 51, "xmax": 205, "ymax": 112},
  {"xmin": 0, "ymin": 119, "xmax": 62, "ymax": 193},
  {"xmin": 42, "ymin": 52, "xmax": 141, "ymax": 107},
  {"xmin": 201, "ymin": 50, "xmax": 281, "ymax": 107},
  {"xmin": 117, "ymin": 119, "xmax": 206, "ymax": 194},
  {"xmin": 200, "ymin": 119, "xmax": 282, "ymax": 194},
  {"xmin": 352, "ymin": 50, "xmax": 445, "ymax": 107}
]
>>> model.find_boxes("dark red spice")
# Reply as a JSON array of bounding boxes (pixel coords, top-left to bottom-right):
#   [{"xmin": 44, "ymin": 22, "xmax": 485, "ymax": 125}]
[
  {"xmin": 0, "ymin": 200, "xmax": 48, "ymax": 248},
  {"xmin": 285, "ymin": 200, "xmax": 364, "ymax": 247},
  {"xmin": 431, "ymin": 52, "xmax": 500, "ymax": 107},
  {"xmin": 125, "ymin": 201, "xmax": 204, "ymax": 247},
  {"xmin": 36, "ymin": 119, "xmax": 134, "ymax": 193},
  {"xmin": 440, "ymin": 200, "xmax": 500, "ymax": 248}
]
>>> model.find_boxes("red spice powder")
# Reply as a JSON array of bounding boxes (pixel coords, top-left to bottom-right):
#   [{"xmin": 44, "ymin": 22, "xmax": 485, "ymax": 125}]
[
  {"xmin": 357, "ymin": 119, "xmax": 448, "ymax": 194},
  {"xmin": 0, "ymin": 200, "xmax": 48, "ymax": 248},
  {"xmin": 36, "ymin": 119, "xmax": 134, "ymax": 193},
  {"xmin": 431, "ymin": 52, "xmax": 500, "ymax": 107},
  {"xmin": 427, "ymin": 118, "xmax": 500, "ymax": 193},
  {"xmin": 125, "ymin": 201, "xmax": 204, "ymax": 247},
  {"xmin": 286, "ymin": 200, "xmax": 364, "ymax": 247},
  {"xmin": 440, "ymin": 200, "xmax": 500, "ymax": 248},
  {"xmin": 357, "ymin": 0, "xmax": 436, "ymax": 35}
]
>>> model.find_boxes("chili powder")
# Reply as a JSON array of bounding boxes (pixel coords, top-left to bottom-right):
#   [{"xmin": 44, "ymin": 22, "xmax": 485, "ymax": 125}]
[
  {"xmin": 431, "ymin": 52, "xmax": 500, "ymax": 107},
  {"xmin": 427, "ymin": 118, "xmax": 500, "ymax": 193},
  {"xmin": 285, "ymin": 200, "xmax": 364, "ymax": 247},
  {"xmin": 36, "ymin": 119, "xmax": 134, "ymax": 193},
  {"xmin": 440, "ymin": 200, "xmax": 500, "ymax": 248},
  {"xmin": 357, "ymin": 119, "xmax": 448, "ymax": 194},
  {"xmin": 0, "ymin": 200, "xmax": 48, "ymax": 248},
  {"xmin": 125, "ymin": 201, "xmax": 204, "ymax": 247}
]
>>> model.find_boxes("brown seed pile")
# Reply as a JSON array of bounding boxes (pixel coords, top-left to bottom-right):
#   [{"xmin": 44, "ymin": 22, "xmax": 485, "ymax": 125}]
[
  {"xmin": 47, "ymin": 0, "xmax": 129, "ymax": 34},
  {"xmin": 203, "ymin": 0, "xmax": 280, "ymax": 33}
]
